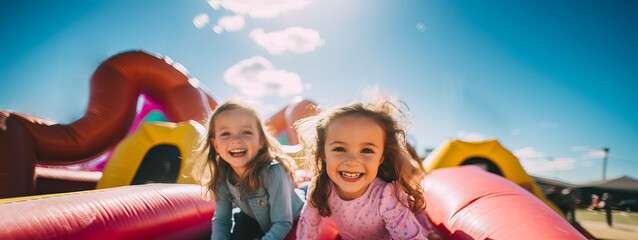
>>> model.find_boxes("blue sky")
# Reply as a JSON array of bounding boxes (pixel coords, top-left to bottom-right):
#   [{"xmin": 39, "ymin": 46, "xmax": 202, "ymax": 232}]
[{"xmin": 1, "ymin": 0, "xmax": 636, "ymax": 183}]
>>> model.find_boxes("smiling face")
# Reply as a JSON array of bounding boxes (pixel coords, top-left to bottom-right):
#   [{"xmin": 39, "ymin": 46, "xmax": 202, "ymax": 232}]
[
  {"xmin": 323, "ymin": 115, "xmax": 385, "ymax": 200},
  {"xmin": 211, "ymin": 109, "xmax": 264, "ymax": 179}
]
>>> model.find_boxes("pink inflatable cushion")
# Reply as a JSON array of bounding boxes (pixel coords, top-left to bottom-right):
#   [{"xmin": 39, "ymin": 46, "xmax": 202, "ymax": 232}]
[
  {"xmin": 0, "ymin": 184, "xmax": 214, "ymax": 240},
  {"xmin": 422, "ymin": 166, "xmax": 585, "ymax": 240}
]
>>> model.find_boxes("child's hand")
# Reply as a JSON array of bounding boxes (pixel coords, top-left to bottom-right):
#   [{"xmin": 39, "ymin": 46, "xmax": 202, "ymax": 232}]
[{"xmin": 294, "ymin": 169, "xmax": 312, "ymax": 186}]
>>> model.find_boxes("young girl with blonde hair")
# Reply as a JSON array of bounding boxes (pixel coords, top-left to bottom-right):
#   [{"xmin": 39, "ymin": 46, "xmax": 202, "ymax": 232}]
[
  {"xmin": 197, "ymin": 100, "xmax": 304, "ymax": 240},
  {"xmin": 295, "ymin": 93, "xmax": 431, "ymax": 239}
]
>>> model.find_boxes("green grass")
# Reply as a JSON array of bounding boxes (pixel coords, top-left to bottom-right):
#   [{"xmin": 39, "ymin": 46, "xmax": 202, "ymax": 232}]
[
  {"xmin": 575, "ymin": 208, "xmax": 638, "ymax": 225},
  {"xmin": 575, "ymin": 209, "xmax": 638, "ymax": 240}
]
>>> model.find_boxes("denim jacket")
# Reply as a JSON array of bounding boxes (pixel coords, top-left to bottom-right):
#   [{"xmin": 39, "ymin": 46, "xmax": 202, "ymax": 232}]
[{"xmin": 212, "ymin": 161, "xmax": 304, "ymax": 240}]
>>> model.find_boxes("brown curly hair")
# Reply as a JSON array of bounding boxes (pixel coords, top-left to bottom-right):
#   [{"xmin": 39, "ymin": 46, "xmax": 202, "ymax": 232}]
[{"xmin": 296, "ymin": 96, "xmax": 425, "ymax": 217}]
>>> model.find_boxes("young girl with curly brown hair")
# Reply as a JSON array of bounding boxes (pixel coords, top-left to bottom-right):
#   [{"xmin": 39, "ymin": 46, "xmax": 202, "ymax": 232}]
[{"xmin": 295, "ymin": 94, "xmax": 432, "ymax": 239}]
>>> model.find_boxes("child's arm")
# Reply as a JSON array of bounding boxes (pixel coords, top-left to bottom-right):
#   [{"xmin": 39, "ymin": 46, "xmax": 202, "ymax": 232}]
[
  {"xmin": 379, "ymin": 183, "xmax": 428, "ymax": 240},
  {"xmin": 262, "ymin": 164, "xmax": 296, "ymax": 240},
  {"xmin": 211, "ymin": 185, "xmax": 233, "ymax": 240},
  {"xmin": 295, "ymin": 179, "xmax": 322, "ymax": 240},
  {"xmin": 295, "ymin": 203, "xmax": 322, "ymax": 239}
]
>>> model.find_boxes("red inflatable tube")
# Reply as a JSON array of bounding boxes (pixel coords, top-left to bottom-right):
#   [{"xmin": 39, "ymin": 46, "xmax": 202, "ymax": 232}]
[
  {"xmin": 422, "ymin": 166, "xmax": 585, "ymax": 240},
  {"xmin": 265, "ymin": 98, "xmax": 319, "ymax": 145},
  {"xmin": 0, "ymin": 184, "xmax": 215, "ymax": 240},
  {"xmin": 0, "ymin": 51, "xmax": 217, "ymax": 198}
]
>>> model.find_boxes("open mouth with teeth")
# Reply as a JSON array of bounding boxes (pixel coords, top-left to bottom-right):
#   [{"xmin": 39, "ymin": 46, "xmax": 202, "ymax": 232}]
[
  {"xmin": 229, "ymin": 149, "xmax": 247, "ymax": 157},
  {"xmin": 339, "ymin": 171, "xmax": 363, "ymax": 182}
]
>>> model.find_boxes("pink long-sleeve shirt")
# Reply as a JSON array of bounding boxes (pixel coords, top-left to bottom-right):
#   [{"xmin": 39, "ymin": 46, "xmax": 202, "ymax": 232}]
[{"xmin": 296, "ymin": 178, "xmax": 429, "ymax": 240}]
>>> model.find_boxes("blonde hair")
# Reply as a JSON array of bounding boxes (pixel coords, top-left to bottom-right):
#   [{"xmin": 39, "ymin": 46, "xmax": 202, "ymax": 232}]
[
  {"xmin": 296, "ymin": 92, "xmax": 425, "ymax": 217},
  {"xmin": 195, "ymin": 100, "xmax": 295, "ymax": 201}
]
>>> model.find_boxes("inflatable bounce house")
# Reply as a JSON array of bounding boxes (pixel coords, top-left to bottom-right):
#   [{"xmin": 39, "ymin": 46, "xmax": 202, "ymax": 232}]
[
  {"xmin": 0, "ymin": 51, "xmax": 588, "ymax": 239},
  {"xmin": 422, "ymin": 139, "xmax": 564, "ymax": 215}
]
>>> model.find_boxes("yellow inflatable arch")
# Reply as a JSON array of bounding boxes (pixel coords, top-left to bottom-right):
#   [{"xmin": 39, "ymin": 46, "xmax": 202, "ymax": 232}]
[
  {"xmin": 97, "ymin": 121, "xmax": 206, "ymax": 189},
  {"xmin": 422, "ymin": 139, "xmax": 563, "ymax": 216}
]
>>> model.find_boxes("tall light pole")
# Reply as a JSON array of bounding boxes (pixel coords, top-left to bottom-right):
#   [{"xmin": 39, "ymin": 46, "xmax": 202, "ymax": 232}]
[{"xmin": 602, "ymin": 147, "xmax": 609, "ymax": 180}]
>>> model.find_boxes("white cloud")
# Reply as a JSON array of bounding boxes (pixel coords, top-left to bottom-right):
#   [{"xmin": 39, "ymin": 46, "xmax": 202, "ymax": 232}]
[
  {"xmin": 521, "ymin": 157, "xmax": 577, "ymax": 173},
  {"xmin": 511, "ymin": 128, "xmax": 520, "ymax": 135},
  {"xmin": 193, "ymin": 13, "xmax": 210, "ymax": 29},
  {"xmin": 208, "ymin": 0, "xmax": 311, "ymax": 18},
  {"xmin": 213, "ymin": 15, "xmax": 245, "ymax": 34},
  {"xmin": 249, "ymin": 28, "xmax": 325, "ymax": 55},
  {"xmin": 224, "ymin": 56, "xmax": 303, "ymax": 97},
  {"xmin": 582, "ymin": 149, "xmax": 607, "ymax": 159},
  {"xmin": 454, "ymin": 130, "xmax": 490, "ymax": 142},
  {"xmin": 514, "ymin": 147, "xmax": 546, "ymax": 159},
  {"xmin": 571, "ymin": 146, "xmax": 590, "ymax": 152},
  {"xmin": 515, "ymin": 146, "xmax": 603, "ymax": 175},
  {"xmin": 416, "ymin": 22, "xmax": 425, "ymax": 32},
  {"xmin": 539, "ymin": 122, "xmax": 559, "ymax": 129},
  {"xmin": 551, "ymin": 158, "xmax": 577, "ymax": 170},
  {"xmin": 213, "ymin": 25, "xmax": 223, "ymax": 34},
  {"xmin": 208, "ymin": 0, "xmax": 221, "ymax": 10}
]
